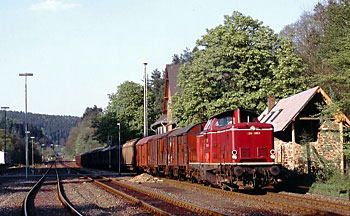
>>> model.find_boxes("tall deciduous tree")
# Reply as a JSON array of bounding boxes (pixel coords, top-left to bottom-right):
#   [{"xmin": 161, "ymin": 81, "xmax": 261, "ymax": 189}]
[
  {"xmin": 94, "ymin": 80, "xmax": 161, "ymax": 144},
  {"xmin": 318, "ymin": 0, "xmax": 350, "ymax": 115},
  {"xmin": 64, "ymin": 106, "xmax": 103, "ymax": 159},
  {"xmin": 172, "ymin": 12, "xmax": 306, "ymax": 126}
]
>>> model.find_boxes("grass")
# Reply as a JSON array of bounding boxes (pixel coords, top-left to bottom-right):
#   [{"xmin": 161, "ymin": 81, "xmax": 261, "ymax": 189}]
[{"xmin": 309, "ymin": 173, "xmax": 350, "ymax": 199}]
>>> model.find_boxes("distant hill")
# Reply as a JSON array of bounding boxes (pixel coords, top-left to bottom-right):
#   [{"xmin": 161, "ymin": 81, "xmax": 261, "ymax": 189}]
[{"xmin": 1, "ymin": 111, "xmax": 80, "ymax": 145}]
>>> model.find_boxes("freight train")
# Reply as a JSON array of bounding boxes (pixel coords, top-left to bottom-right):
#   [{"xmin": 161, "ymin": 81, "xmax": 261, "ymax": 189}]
[{"xmin": 76, "ymin": 108, "xmax": 282, "ymax": 189}]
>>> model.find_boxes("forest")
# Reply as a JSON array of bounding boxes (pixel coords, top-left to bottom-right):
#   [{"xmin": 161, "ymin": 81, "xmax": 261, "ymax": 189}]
[{"xmin": 0, "ymin": 111, "xmax": 79, "ymax": 163}]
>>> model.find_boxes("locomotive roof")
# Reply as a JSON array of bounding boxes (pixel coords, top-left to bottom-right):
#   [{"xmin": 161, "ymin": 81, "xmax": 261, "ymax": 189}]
[
  {"xmin": 209, "ymin": 109, "xmax": 257, "ymax": 120},
  {"xmin": 168, "ymin": 122, "xmax": 204, "ymax": 137}
]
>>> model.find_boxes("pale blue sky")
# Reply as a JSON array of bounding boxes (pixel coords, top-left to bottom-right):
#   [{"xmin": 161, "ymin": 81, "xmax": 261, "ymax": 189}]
[{"xmin": 0, "ymin": 0, "xmax": 320, "ymax": 117}]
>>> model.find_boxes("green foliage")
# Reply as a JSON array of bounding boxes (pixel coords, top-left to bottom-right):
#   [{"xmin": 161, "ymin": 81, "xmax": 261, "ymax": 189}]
[
  {"xmin": 0, "ymin": 113, "xmax": 65, "ymax": 164},
  {"xmin": 172, "ymin": 47, "xmax": 196, "ymax": 64},
  {"xmin": 149, "ymin": 68, "xmax": 165, "ymax": 118},
  {"xmin": 281, "ymin": 0, "xmax": 350, "ymax": 116},
  {"xmin": 107, "ymin": 81, "xmax": 145, "ymax": 142},
  {"xmin": 310, "ymin": 172, "xmax": 350, "ymax": 198},
  {"xmin": 279, "ymin": 5, "xmax": 327, "ymax": 87},
  {"xmin": 93, "ymin": 79, "xmax": 162, "ymax": 145},
  {"xmin": 64, "ymin": 106, "xmax": 103, "ymax": 159},
  {"xmin": 1, "ymin": 111, "xmax": 80, "ymax": 145},
  {"xmin": 172, "ymin": 12, "xmax": 306, "ymax": 126},
  {"xmin": 317, "ymin": 0, "xmax": 350, "ymax": 115}
]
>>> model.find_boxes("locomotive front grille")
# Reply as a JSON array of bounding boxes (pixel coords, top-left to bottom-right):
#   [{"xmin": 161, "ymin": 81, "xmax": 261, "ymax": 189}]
[
  {"xmin": 257, "ymin": 147, "xmax": 267, "ymax": 157},
  {"xmin": 240, "ymin": 148, "xmax": 250, "ymax": 158}
]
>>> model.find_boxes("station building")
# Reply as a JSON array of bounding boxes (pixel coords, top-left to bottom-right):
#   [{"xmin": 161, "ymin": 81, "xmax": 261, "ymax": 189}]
[{"xmin": 151, "ymin": 64, "xmax": 181, "ymax": 135}]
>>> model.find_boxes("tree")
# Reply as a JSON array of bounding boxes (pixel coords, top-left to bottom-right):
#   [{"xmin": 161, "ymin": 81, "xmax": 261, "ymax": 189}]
[
  {"xmin": 64, "ymin": 106, "xmax": 103, "ymax": 159},
  {"xmin": 172, "ymin": 47, "xmax": 196, "ymax": 64},
  {"xmin": 149, "ymin": 68, "xmax": 164, "ymax": 117},
  {"xmin": 280, "ymin": 5, "xmax": 327, "ymax": 85},
  {"xmin": 318, "ymin": 0, "xmax": 350, "ymax": 115},
  {"xmin": 172, "ymin": 12, "xmax": 306, "ymax": 126}
]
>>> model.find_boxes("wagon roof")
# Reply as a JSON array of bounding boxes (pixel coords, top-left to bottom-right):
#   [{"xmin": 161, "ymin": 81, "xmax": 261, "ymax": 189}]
[
  {"xmin": 168, "ymin": 122, "xmax": 204, "ymax": 137},
  {"xmin": 101, "ymin": 145, "xmax": 121, "ymax": 152},
  {"xmin": 81, "ymin": 146, "xmax": 105, "ymax": 155},
  {"xmin": 149, "ymin": 131, "xmax": 172, "ymax": 140},
  {"xmin": 123, "ymin": 138, "xmax": 140, "ymax": 147},
  {"xmin": 136, "ymin": 135, "xmax": 155, "ymax": 145}
]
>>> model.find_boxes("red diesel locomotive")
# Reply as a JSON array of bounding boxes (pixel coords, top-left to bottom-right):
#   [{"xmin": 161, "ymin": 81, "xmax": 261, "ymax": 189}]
[
  {"xmin": 192, "ymin": 109, "xmax": 280, "ymax": 189},
  {"xmin": 77, "ymin": 108, "xmax": 281, "ymax": 189}
]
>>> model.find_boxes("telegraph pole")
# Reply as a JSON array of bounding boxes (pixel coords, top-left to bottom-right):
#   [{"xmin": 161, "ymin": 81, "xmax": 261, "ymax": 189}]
[{"xmin": 19, "ymin": 73, "xmax": 33, "ymax": 179}]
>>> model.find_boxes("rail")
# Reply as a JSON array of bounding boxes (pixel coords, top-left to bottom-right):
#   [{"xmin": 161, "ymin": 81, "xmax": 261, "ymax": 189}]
[
  {"xmin": 55, "ymin": 165, "xmax": 84, "ymax": 216},
  {"xmin": 161, "ymin": 178, "xmax": 350, "ymax": 215},
  {"xmin": 22, "ymin": 164, "xmax": 52, "ymax": 216}
]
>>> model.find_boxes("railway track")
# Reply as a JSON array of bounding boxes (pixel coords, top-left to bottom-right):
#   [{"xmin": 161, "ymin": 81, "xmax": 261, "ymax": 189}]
[
  {"xmin": 83, "ymin": 175, "xmax": 224, "ymax": 215},
  {"xmin": 161, "ymin": 178, "xmax": 350, "ymax": 215},
  {"xmin": 22, "ymin": 164, "xmax": 83, "ymax": 216}
]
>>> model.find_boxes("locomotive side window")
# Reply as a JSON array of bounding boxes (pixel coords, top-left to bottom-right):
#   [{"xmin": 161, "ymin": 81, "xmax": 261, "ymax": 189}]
[
  {"xmin": 204, "ymin": 119, "xmax": 212, "ymax": 130},
  {"xmin": 240, "ymin": 111, "xmax": 258, "ymax": 123},
  {"xmin": 214, "ymin": 116, "xmax": 233, "ymax": 127}
]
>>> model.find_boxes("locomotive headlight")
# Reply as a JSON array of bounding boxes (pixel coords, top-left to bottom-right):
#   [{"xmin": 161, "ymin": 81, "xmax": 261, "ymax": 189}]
[
  {"xmin": 232, "ymin": 150, "xmax": 238, "ymax": 160},
  {"xmin": 270, "ymin": 149, "xmax": 276, "ymax": 159},
  {"xmin": 250, "ymin": 126, "xmax": 256, "ymax": 130}
]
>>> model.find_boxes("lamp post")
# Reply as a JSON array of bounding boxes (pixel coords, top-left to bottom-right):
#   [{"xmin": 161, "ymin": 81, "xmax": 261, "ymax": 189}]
[
  {"xmin": 143, "ymin": 62, "xmax": 148, "ymax": 137},
  {"xmin": 30, "ymin": 136, "xmax": 35, "ymax": 170},
  {"xmin": 108, "ymin": 135, "xmax": 112, "ymax": 169},
  {"xmin": 41, "ymin": 144, "xmax": 45, "ymax": 162},
  {"xmin": 117, "ymin": 123, "xmax": 121, "ymax": 175},
  {"xmin": 1, "ymin": 107, "xmax": 9, "ymax": 153},
  {"xmin": 19, "ymin": 72, "xmax": 33, "ymax": 179}
]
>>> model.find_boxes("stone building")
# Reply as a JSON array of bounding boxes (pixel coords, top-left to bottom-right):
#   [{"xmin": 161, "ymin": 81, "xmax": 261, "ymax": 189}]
[
  {"xmin": 259, "ymin": 86, "xmax": 350, "ymax": 173},
  {"xmin": 151, "ymin": 64, "xmax": 181, "ymax": 134}
]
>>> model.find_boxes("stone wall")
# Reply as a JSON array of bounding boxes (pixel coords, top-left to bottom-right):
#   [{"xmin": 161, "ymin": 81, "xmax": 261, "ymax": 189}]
[{"xmin": 274, "ymin": 120, "xmax": 344, "ymax": 173}]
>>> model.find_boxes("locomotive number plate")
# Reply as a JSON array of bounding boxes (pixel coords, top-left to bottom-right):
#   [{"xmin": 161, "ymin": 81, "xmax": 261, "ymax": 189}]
[{"xmin": 248, "ymin": 132, "xmax": 261, "ymax": 135}]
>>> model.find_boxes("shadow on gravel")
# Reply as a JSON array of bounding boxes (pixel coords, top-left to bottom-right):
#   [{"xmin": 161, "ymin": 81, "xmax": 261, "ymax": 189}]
[
  {"xmin": 273, "ymin": 169, "xmax": 315, "ymax": 194},
  {"xmin": 0, "ymin": 206, "xmax": 22, "ymax": 216}
]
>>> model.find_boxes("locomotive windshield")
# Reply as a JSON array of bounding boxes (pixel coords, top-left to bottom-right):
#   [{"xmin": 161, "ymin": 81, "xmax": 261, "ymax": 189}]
[{"xmin": 214, "ymin": 116, "xmax": 233, "ymax": 127}]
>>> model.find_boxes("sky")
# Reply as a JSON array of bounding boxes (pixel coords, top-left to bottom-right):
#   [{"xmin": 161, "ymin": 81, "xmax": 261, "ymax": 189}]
[{"xmin": 0, "ymin": 0, "xmax": 320, "ymax": 117}]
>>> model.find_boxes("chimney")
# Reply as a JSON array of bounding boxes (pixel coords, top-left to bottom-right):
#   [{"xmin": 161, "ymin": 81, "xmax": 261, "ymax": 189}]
[{"xmin": 268, "ymin": 96, "xmax": 275, "ymax": 112}]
